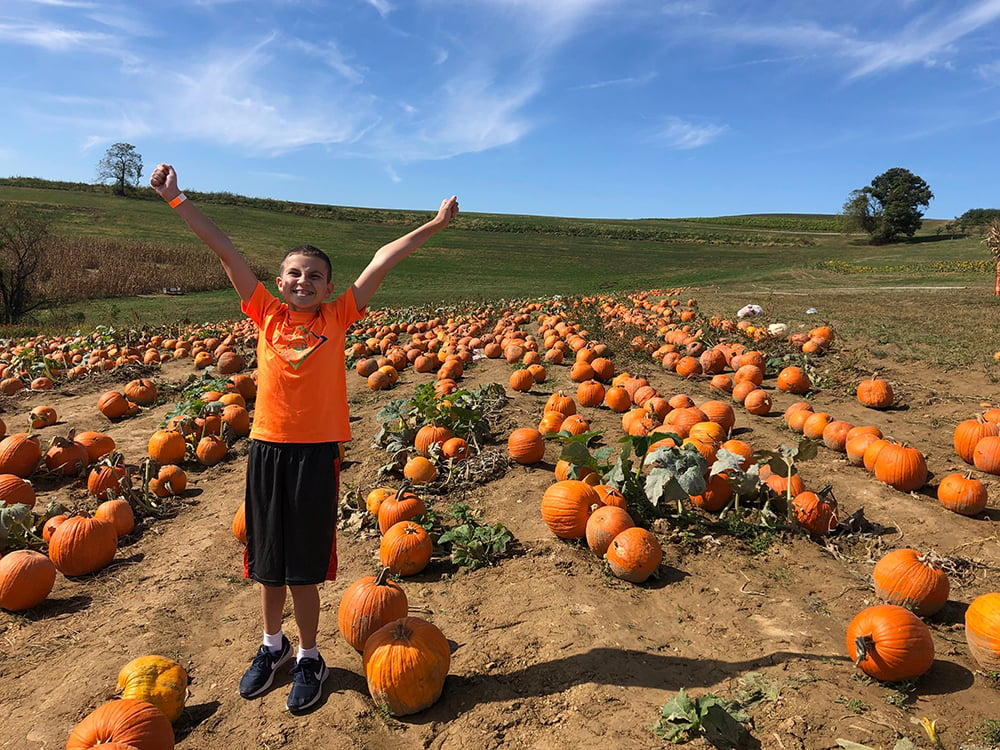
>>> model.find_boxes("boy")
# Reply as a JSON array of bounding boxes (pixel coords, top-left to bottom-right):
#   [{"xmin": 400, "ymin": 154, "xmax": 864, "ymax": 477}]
[{"xmin": 150, "ymin": 163, "xmax": 458, "ymax": 712}]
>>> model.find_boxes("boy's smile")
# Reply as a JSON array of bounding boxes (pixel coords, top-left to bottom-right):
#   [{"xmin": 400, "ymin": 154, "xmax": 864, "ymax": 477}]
[{"xmin": 276, "ymin": 254, "xmax": 334, "ymax": 312}]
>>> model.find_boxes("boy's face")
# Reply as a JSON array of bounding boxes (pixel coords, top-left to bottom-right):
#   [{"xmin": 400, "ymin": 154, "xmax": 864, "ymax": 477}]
[{"xmin": 276, "ymin": 253, "xmax": 334, "ymax": 312}]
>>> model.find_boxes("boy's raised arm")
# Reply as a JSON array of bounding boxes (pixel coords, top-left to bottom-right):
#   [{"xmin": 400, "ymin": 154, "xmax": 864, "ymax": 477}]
[
  {"xmin": 351, "ymin": 195, "xmax": 458, "ymax": 311},
  {"xmin": 150, "ymin": 163, "xmax": 260, "ymax": 302}
]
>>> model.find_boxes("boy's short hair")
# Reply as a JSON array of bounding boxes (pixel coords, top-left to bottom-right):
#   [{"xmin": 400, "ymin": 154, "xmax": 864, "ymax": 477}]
[{"xmin": 282, "ymin": 245, "xmax": 332, "ymax": 281}]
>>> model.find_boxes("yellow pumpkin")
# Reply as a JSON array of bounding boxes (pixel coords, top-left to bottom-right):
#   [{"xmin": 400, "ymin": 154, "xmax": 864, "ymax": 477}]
[{"xmin": 116, "ymin": 654, "xmax": 189, "ymax": 723}]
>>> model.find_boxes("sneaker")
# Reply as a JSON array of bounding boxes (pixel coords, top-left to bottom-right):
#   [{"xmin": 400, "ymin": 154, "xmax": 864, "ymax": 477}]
[
  {"xmin": 239, "ymin": 636, "xmax": 292, "ymax": 698},
  {"xmin": 286, "ymin": 655, "xmax": 329, "ymax": 713}
]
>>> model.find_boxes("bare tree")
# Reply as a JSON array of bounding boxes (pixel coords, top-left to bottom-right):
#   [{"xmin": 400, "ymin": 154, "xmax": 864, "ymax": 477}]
[
  {"xmin": 97, "ymin": 142, "xmax": 144, "ymax": 196},
  {"xmin": 0, "ymin": 203, "xmax": 49, "ymax": 323}
]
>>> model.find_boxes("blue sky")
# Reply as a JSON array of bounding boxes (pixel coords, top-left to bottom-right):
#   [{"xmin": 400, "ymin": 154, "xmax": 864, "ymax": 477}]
[{"xmin": 2, "ymin": 0, "xmax": 1000, "ymax": 220}]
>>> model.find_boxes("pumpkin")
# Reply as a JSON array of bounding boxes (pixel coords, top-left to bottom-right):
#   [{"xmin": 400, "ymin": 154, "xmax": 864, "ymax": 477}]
[
  {"xmin": 338, "ymin": 568, "xmax": 409, "ymax": 652},
  {"xmin": 150, "ymin": 464, "xmax": 187, "ymax": 498},
  {"xmin": 147, "ymin": 429, "xmax": 187, "ymax": 465},
  {"xmin": 195, "ymin": 434, "xmax": 227, "ymax": 466},
  {"xmin": 801, "ymin": 411, "xmax": 832, "ymax": 441},
  {"xmin": 605, "ymin": 527, "xmax": 663, "ymax": 583},
  {"xmin": 216, "ymin": 351, "xmax": 245, "ymax": 374},
  {"xmin": 441, "ymin": 436, "xmax": 470, "ymax": 460},
  {"xmin": 593, "ymin": 484, "xmax": 627, "ymax": 509},
  {"xmin": 379, "ymin": 521, "xmax": 433, "ymax": 576},
  {"xmin": 65, "ymin": 698, "xmax": 174, "ymax": 750},
  {"xmin": 220, "ymin": 404, "xmax": 251, "ymax": 437},
  {"xmin": 872, "ymin": 440, "xmax": 927, "ymax": 492},
  {"xmin": 845, "ymin": 604, "xmax": 934, "ymax": 682},
  {"xmin": 758, "ymin": 464, "xmax": 805, "ymax": 504},
  {"xmin": 544, "ymin": 392, "xmax": 576, "ymax": 417},
  {"xmin": 953, "ymin": 416, "xmax": 998, "ymax": 464},
  {"xmin": 603, "ymin": 385, "xmax": 633, "ymax": 413},
  {"xmin": 124, "ymin": 378, "xmax": 158, "ymax": 406},
  {"xmin": 821, "ymin": 420, "xmax": 854, "ymax": 453},
  {"xmin": 363, "ymin": 616, "xmax": 450, "ymax": 716},
  {"xmin": 872, "ymin": 548, "xmax": 949, "ymax": 616},
  {"xmin": 414, "ymin": 424, "xmax": 453, "ymax": 457},
  {"xmin": 690, "ymin": 472, "xmax": 733, "ymax": 513},
  {"xmin": 719, "ymin": 439, "xmax": 754, "ymax": 471},
  {"xmin": 96, "ymin": 498, "xmax": 135, "ymax": 539},
  {"xmin": 0, "ymin": 433, "xmax": 41, "ymax": 478},
  {"xmin": 29, "ymin": 405, "xmax": 58, "ymax": 428},
  {"xmin": 585, "ymin": 505, "xmax": 635, "ymax": 557},
  {"xmin": 507, "ymin": 427, "xmax": 545, "ymax": 465},
  {"xmin": 0, "ymin": 473, "xmax": 35, "ymax": 507},
  {"xmin": 576, "ymin": 379, "xmax": 606, "ymax": 408},
  {"xmin": 44, "ymin": 435, "xmax": 89, "ymax": 477},
  {"xmin": 792, "ymin": 486, "xmax": 839, "ymax": 536},
  {"xmin": 972, "ymin": 435, "xmax": 1000, "ymax": 475},
  {"xmin": 698, "ymin": 400, "xmax": 736, "ymax": 435},
  {"xmin": 846, "ymin": 431, "xmax": 882, "ymax": 467},
  {"xmin": 378, "ymin": 484, "xmax": 427, "ymax": 534},
  {"xmin": 857, "ymin": 377, "xmax": 894, "ymax": 409},
  {"xmin": 776, "ymin": 365, "xmax": 810, "ymax": 394},
  {"xmin": 965, "ymin": 592, "xmax": 1000, "ymax": 671},
  {"xmin": 508, "ymin": 368, "xmax": 535, "ymax": 393},
  {"xmin": 403, "ymin": 456, "xmax": 437, "ymax": 485},
  {"xmin": 936, "ymin": 472, "xmax": 988, "ymax": 516},
  {"xmin": 74, "ymin": 430, "xmax": 116, "ymax": 464},
  {"xmin": 229, "ymin": 502, "xmax": 247, "ymax": 545},
  {"xmin": 365, "ymin": 487, "xmax": 395, "ymax": 516},
  {"xmin": 116, "ymin": 655, "xmax": 189, "ymax": 723},
  {"xmin": 48, "ymin": 514, "xmax": 118, "ymax": 577},
  {"xmin": 0, "ymin": 549, "xmax": 56, "ymax": 611},
  {"xmin": 98, "ymin": 391, "xmax": 131, "ymax": 420},
  {"xmin": 42, "ymin": 513, "xmax": 68, "ymax": 542},
  {"xmin": 540, "ymin": 480, "xmax": 601, "ymax": 539}
]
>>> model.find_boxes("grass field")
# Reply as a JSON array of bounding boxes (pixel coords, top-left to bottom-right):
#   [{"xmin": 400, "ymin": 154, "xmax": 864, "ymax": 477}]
[{"xmin": 2, "ymin": 180, "xmax": 999, "ymax": 369}]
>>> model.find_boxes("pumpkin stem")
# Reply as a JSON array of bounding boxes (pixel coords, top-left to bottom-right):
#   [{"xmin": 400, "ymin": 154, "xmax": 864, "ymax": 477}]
[
  {"xmin": 374, "ymin": 567, "xmax": 394, "ymax": 586},
  {"xmin": 397, "ymin": 477, "xmax": 414, "ymax": 499},
  {"xmin": 853, "ymin": 633, "xmax": 875, "ymax": 667}
]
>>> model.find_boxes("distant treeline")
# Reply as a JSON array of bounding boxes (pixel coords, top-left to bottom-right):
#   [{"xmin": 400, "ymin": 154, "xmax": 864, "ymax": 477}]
[{"xmin": 0, "ymin": 176, "xmax": 816, "ymax": 247}]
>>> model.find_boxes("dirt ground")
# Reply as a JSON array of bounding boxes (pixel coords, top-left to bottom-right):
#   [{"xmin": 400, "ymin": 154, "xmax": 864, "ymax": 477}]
[{"xmin": 2, "ymin": 316, "xmax": 1000, "ymax": 750}]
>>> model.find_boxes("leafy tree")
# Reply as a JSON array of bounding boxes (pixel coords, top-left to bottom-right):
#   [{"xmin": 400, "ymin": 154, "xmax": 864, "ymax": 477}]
[
  {"xmin": 97, "ymin": 142, "xmax": 143, "ymax": 196},
  {"xmin": 0, "ymin": 202, "xmax": 49, "ymax": 323},
  {"xmin": 841, "ymin": 167, "xmax": 933, "ymax": 244}
]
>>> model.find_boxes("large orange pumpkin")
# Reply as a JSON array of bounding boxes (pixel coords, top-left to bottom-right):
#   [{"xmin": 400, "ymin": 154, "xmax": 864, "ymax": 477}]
[
  {"xmin": 585, "ymin": 505, "xmax": 635, "ymax": 557},
  {"xmin": 965, "ymin": 592, "xmax": 1000, "ymax": 671},
  {"xmin": 48, "ymin": 514, "xmax": 118, "ymax": 577},
  {"xmin": 363, "ymin": 616, "xmax": 450, "ymax": 716},
  {"xmin": 65, "ymin": 698, "xmax": 174, "ymax": 750},
  {"xmin": 377, "ymin": 485, "xmax": 427, "ymax": 534},
  {"xmin": 379, "ymin": 521, "xmax": 433, "ymax": 577},
  {"xmin": 74, "ymin": 430, "xmax": 116, "ymax": 464},
  {"xmin": 147, "ymin": 429, "xmax": 187, "ymax": 465},
  {"xmin": 0, "ymin": 433, "xmax": 41, "ymax": 478},
  {"xmin": 845, "ymin": 604, "xmax": 934, "ymax": 682},
  {"xmin": 872, "ymin": 548, "xmax": 949, "ymax": 616},
  {"xmin": 0, "ymin": 473, "xmax": 35, "ymax": 507},
  {"xmin": 605, "ymin": 527, "xmax": 663, "ymax": 583},
  {"xmin": 338, "ymin": 568, "xmax": 409, "ymax": 652},
  {"xmin": 507, "ymin": 427, "xmax": 545, "ymax": 465},
  {"xmin": 540, "ymin": 480, "xmax": 601, "ymax": 539},
  {"xmin": 0, "ymin": 549, "xmax": 56, "ymax": 611},
  {"xmin": 872, "ymin": 441, "xmax": 927, "ymax": 492}
]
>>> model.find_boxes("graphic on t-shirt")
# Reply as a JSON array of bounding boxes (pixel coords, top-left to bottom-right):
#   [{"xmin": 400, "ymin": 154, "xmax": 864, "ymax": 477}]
[{"xmin": 270, "ymin": 322, "xmax": 328, "ymax": 369}]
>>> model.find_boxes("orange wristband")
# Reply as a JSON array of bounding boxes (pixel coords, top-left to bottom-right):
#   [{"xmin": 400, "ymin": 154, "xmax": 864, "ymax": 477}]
[{"xmin": 168, "ymin": 193, "xmax": 187, "ymax": 208}]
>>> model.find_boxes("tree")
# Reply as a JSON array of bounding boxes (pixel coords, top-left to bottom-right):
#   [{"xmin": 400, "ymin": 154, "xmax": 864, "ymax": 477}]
[
  {"xmin": 0, "ymin": 203, "xmax": 49, "ymax": 323},
  {"xmin": 841, "ymin": 167, "xmax": 933, "ymax": 244},
  {"xmin": 97, "ymin": 142, "xmax": 143, "ymax": 196}
]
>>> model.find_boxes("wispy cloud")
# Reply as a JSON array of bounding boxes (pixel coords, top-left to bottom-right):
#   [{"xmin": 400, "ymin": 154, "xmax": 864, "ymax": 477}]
[
  {"xmin": 363, "ymin": 0, "xmax": 393, "ymax": 18},
  {"xmin": 0, "ymin": 21, "xmax": 113, "ymax": 51},
  {"xmin": 573, "ymin": 72, "xmax": 656, "ymax": 90},
  {"xmin": 654, "ymin": 116, "xmax": 727, "ymax": 149}
]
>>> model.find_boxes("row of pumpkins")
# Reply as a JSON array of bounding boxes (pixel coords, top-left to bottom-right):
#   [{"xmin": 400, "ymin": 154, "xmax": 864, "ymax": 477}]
[{"xmin": 492, "ymin": 305, "xmax": 1000, "ymax": 689}]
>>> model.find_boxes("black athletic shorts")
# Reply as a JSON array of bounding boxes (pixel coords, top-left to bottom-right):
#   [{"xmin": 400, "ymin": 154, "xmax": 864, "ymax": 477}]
[{"xmin": 243, "ymin": 439, "xmax": 340, "ymax": 586}]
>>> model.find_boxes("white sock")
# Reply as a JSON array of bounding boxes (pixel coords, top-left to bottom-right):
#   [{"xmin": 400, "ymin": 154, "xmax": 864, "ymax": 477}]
[
  {"xmin": 262, "ymin": 630, "xmax": 284, "ymax": 652},
  {"xmin": 297, "ymin": 646, "xmax": 319, "ymax": 662}
]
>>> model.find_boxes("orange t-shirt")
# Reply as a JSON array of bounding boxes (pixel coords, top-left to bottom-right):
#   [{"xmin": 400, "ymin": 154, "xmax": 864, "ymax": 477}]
[{"xmin": 242, "ymin": 282, "xmax": 363, "ymax": 443}]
